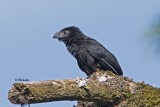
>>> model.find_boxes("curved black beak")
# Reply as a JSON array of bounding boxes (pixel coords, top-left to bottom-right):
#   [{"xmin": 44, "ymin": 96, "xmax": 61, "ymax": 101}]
[{"xmin": 53, "ymin": 32, "xmax": 59, "ymax": 39}]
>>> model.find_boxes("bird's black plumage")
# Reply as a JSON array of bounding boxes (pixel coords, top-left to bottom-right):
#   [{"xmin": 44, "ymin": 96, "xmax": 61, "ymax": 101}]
[{"xmin": 53, "ymin": 26, "xmax": 123, "ymax": 76}]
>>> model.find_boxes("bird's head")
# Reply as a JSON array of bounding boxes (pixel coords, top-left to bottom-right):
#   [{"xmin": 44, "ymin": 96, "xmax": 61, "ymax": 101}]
[{"xmin": 53, "ymin": 26, "xmax": 84, "ymax": 43}]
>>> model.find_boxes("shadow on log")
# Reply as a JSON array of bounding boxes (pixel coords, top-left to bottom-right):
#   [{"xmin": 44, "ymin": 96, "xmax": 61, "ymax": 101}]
[{"xmin": 8, "ymin": 70, "xmax": 160, "ymax": 107}]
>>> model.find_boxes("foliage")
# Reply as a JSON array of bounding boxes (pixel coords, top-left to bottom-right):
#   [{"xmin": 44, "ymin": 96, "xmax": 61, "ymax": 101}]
[{"xmin": 146, "ymin": 16, "xmax": 160, "ymax": 54}]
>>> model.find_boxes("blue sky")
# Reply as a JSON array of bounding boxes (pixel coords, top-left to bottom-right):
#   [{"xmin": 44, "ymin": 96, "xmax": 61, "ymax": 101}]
[{"xmin": 0, "ymin": 1, "xmax": 160, "ymax": 107}]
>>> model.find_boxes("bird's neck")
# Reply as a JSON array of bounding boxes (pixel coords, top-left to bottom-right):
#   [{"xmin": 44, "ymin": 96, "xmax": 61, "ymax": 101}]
[{"xmin": 66, "ymin": 40, "xmax": 84, "ymax": 57}]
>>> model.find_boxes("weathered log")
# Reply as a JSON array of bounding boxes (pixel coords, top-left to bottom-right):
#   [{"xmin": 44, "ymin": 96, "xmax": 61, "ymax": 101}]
[{"xmin": 8, "ymin": 71, "xmax": 160, "ymax": 107}]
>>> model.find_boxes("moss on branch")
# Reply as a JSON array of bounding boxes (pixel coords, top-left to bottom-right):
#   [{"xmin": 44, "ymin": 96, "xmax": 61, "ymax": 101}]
[{"xmin": 8, "ymin": 71, "xmax": 160, "ymax": 107}]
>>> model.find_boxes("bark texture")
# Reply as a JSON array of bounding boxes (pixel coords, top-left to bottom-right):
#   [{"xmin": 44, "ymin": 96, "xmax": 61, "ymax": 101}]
[{"xmin": 8, "ymin": 71, "xmax": 160, "ymax": 107}]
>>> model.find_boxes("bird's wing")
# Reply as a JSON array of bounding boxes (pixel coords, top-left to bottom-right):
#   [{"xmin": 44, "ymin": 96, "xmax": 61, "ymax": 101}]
[{"xmin": 86, "ymin": 39, "xmax": 123, "ymax": 75}]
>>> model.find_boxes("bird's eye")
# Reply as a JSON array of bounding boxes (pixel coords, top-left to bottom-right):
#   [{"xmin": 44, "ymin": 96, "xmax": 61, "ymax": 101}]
[{"xmin": 64, "ymin": 31, "xmax": 67, "ymax": 34}]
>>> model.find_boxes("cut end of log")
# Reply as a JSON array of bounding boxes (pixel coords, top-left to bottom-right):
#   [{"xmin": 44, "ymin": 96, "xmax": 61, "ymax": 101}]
[{"xmin": 8, "ymin": 83, "xmax": 31, "ymax": 105}]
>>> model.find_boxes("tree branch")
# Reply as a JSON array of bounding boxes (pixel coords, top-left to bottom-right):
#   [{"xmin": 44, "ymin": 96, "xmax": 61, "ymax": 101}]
[{"xmin": 8, "ymin": 71, "xmax": 160, "ymax": 107}]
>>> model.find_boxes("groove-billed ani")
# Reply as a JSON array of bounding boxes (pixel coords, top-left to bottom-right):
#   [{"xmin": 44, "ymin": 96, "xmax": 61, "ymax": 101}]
[{"xmin": 53, "ymin": 26, "xmax": 123, "ymax": 76}]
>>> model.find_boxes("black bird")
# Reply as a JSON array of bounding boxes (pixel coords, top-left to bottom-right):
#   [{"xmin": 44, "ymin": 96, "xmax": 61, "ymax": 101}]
[{"xmin": 53, "ymin": 26, "xmax": 123, "ymax": 76}]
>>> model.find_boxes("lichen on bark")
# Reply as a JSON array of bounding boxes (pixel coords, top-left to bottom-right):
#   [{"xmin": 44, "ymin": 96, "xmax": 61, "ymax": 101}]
[{"xmin": 8, "ymin": 70, "xmax": 160, "ymax": 107}]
